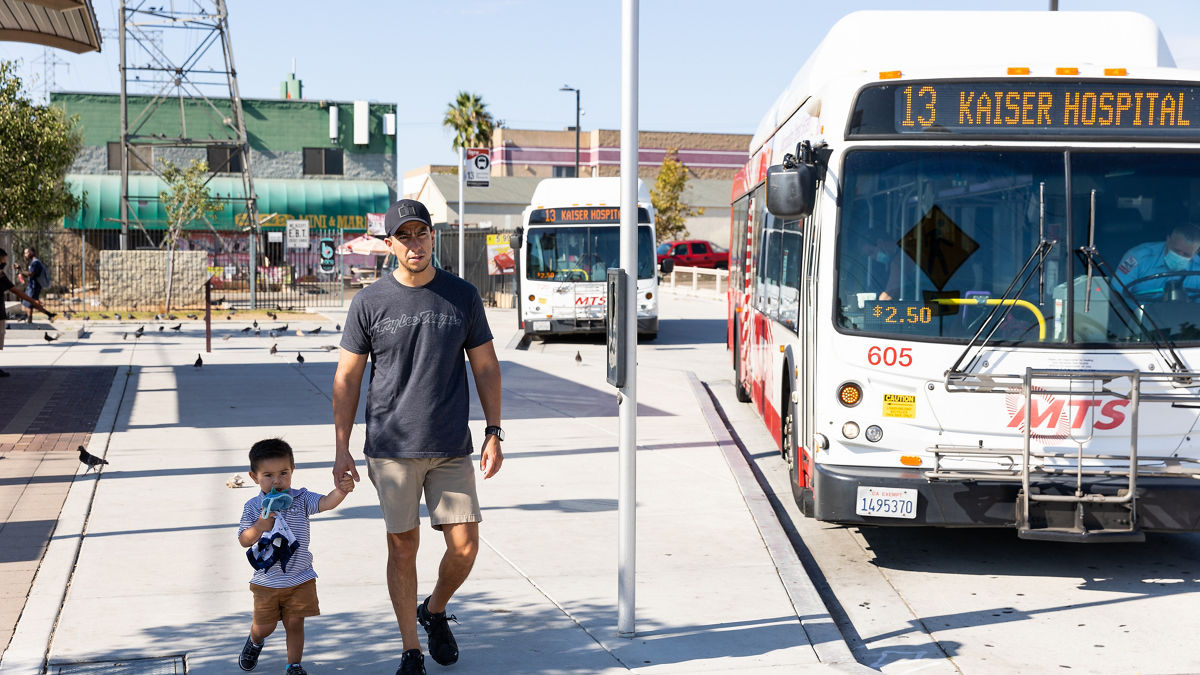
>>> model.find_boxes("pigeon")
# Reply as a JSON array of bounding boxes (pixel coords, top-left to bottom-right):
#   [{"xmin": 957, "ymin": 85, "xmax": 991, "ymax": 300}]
[
  {"xmin": 44, "ymin": 332, "xmax": 58, "ymax": 342},
  {"xmin": 253, "ymin": 320, "xmax": 258, "ymax": 328},
  {"xmin": 186, "ymin": 313, "xmax": 197, "ymax": 320},
  {"xmin": 170, "ymin": 323, "xmax": 182, "ymax": 331},
  {"xmin": 305, "ymin": 327, "xmax": 322, "ymax": 335},
  {"xmin": 254, "ymin": 328, "xmax": 261, "ymax": 337},
  {"xmin": 158, "ymin": 325, "xmax": 164, "ymax": 332},
  {"xmin": 296, "ymin": 352, "xmax": 305, "ymax": 364},
  {"xmin": 99, "ymin": 313, "xmax": 109, "ymax": 319},
  {"xmin": 225, "ymin": 314, "xmax": 232, "ymax": 320},
  {"xmin": 212, "ymin": 296, "xmax": 225, "ymax": 306},
  {"xmin": 276, "ymin": 324, "xmax": 289, "ymax": 333},
  {"xmin": 268, "ymin": 330, "xmax": 279, "ymax": 338},
  {"xmin": 193, "ymin": 353, "xmax": 203, "ymax": 368},
  {"xmin": 335, "ymin": 323, "xmax": 341, "ymax": 331},
  {"xmin": 267, "ymin": 311, "xmax": 277, "ymax": 320},
  {"xmin": 240, "ymin": 326, "xmax": 251, "ymax": 334},
  {"xmin": 78, "ymin": 445, "xmax": 109, "ymax": 472},
  {"xmin": 269, "ymin": 343, "xmax": 277, "ymax": 355},
  {"xmin": 154, "ymin": 314, "xmax": 162, "ymax": 321},
  {"xmin": 167, "ymin": 314, "xmax": 177, "ymax": 321},
  {"xmin": 222, "ymin": 334, "xmax": 232, "ymax": 341},
  {"xmin": 575, "ymin": 351, "xmax": 582, "ymax": 364},
  {"xmin": 114, "ymin": 313, "xmax": 122, "ymax": 321},
  {"xmin": 135, "ymin": 325, "xmax": 144, "ymax": 336}
]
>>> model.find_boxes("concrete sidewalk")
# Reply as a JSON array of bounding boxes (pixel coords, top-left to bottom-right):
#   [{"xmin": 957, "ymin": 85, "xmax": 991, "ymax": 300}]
[{"xmin": 0, "ymin": 299, "xmax": 860, "ymax": 674}]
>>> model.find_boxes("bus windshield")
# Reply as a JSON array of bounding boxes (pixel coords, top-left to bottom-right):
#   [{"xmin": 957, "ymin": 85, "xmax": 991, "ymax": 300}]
[
  {"xmin": 836, "ymin": 149, "xmax": 1200, "ymax": 346},
  {"xmin": 525, "ymin": 225, "xmax": 656, "ymax": 282}
]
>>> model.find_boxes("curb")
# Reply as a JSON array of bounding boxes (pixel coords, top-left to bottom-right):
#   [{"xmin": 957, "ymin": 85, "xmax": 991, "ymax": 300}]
[
  {"xmin": 686, "ymin": 371, "xmax": 865, "ymax": 670},
  {"xmin": 0, "ymin": 367, "xmax": 131, "ymax": 675}
]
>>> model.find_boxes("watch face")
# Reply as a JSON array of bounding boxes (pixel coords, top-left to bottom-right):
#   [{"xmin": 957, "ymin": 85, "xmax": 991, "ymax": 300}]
[{"xmin": 486, "ymin": 426, "xmax": 504, "ymax": 441}]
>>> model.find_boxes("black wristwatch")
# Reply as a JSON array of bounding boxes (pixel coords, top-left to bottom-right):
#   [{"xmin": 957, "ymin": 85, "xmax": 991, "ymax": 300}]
[{"xmin": 484, "ymin": 425, "xmax": 504, "ymax": 441}]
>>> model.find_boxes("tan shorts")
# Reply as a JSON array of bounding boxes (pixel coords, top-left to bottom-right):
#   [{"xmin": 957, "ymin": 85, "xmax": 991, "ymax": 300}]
[
  {"xmin": 249, "ymin": 579, "xmax": 320, "ymax": 624},
  {"xmin": 367, "ymin": 455, "xmax": 482, "ymax": 533}
]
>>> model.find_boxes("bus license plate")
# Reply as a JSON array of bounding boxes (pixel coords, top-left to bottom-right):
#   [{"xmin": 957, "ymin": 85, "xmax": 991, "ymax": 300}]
[
  {"xmin": 532, "ymin": 321, "xmax": 550, "ymax": 332},
  {"xmin": 855, "ymin": 486, "xmax": 918, "ymax": 519}
]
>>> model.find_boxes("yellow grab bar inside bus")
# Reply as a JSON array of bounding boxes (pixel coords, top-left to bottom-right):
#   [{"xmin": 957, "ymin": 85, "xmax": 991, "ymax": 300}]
[{"xmin": 933, "ymin": 298, "xmax": 1047, "ymax": 341}]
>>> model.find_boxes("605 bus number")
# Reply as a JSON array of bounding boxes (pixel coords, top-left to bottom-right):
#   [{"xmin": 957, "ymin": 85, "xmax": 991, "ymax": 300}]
[{"xmin": 867, "ymin": 345, "xmax": 912, "ymax": 367}]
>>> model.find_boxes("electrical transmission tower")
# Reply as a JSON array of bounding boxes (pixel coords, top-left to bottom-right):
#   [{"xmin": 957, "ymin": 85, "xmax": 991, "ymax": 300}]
[{"xmin": 116, "ymin": 0, "xmax": 257, "ymax": 259}]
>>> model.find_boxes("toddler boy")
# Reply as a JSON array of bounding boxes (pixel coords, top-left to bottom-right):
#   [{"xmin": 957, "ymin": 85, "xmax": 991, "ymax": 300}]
[{"xmin": 237, "ymin": 438, "xmax": 354, "ymax": 674}]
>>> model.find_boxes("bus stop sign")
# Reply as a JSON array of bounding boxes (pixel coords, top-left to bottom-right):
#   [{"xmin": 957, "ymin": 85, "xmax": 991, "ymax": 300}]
[{"xmin": 606, "ymin": 268, "xmax": 627, "ymax": 388}]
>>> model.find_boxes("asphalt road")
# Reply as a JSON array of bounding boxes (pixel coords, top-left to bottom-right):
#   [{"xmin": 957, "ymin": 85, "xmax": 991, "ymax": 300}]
[{"xmin": 539, "ymin": 291, "xmax": 1200, "ymax": 674}]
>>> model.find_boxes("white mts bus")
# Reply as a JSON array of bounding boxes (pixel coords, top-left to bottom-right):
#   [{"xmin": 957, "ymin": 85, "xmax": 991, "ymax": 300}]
[
  {"xmin": 731, "ymin": 10, "xmax": 1200, "ymax": 541},
  {"xmin": 512, "ymin": 177, "xmax": 663, "ymax": 338}
]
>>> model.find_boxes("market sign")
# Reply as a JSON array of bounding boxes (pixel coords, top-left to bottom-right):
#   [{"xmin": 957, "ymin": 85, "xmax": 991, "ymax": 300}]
[{"xmin": 286, "ymin": 219, "xmax": 310, "ymax": 249}]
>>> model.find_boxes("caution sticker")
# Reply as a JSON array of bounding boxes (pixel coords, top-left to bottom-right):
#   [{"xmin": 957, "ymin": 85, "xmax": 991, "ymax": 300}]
[{"xmin": 882, "ymin": 394, "xmax": 916, "ymax": 418}]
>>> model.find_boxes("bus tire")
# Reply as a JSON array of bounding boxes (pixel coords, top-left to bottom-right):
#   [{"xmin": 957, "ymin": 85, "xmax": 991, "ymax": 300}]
[{"xmin": 733, "ymin": 324, "xmax": 751, "ymax": 403}]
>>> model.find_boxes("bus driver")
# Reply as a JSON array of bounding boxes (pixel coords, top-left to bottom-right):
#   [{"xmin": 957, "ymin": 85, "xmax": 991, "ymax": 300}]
[{"xmin": 1114, "ymin": 224, "xmax": 1200, "ymax": 295}]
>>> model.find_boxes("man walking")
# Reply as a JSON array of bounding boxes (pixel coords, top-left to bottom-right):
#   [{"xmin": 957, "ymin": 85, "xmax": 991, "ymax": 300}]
[{"xmin": 332, "ymin": 199, "xmax": 503, "ymax": 675}]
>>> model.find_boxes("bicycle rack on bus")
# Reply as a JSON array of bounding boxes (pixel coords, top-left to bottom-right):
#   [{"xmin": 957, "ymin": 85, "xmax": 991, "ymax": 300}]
[{"xmin": 930, "ymin": 367, "xmax": 1200, "ymax": 542}]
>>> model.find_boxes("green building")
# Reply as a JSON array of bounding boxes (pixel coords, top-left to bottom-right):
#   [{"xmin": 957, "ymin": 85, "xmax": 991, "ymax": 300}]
[{"xmin": 52, "ymin": 92, "xmax": 397, "ymax": 238}]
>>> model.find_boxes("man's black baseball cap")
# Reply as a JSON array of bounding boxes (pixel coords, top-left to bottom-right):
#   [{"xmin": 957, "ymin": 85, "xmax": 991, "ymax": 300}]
[{"xmin": 383, "ymin": 199, "xmax": 433, "ymax": 236}]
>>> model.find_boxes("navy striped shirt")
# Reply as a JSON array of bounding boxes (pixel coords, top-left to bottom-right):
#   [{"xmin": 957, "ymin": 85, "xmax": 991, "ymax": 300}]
[{"xmin": 239, "ymin": 488, "xmax": 323, "ymax": 588}]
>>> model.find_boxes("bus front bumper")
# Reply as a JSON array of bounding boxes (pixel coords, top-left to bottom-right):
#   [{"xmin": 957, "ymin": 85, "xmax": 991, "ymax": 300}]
[
  {"xmin": 813, "ymin": 463, "xmax": 1200, "ymax": 532},
  {"xmin": 522, "ymin": 318, "xmax": 658, "ymax": 336}
]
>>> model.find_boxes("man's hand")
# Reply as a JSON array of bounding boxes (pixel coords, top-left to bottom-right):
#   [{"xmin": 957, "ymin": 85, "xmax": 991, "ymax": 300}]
[
  {"xmin": 333, "ymin": 450, "xmax": 360, "ymax": 491},
  {"xmin": 480, "ymin": 434, "xmax": 503, "ymax": 479}
]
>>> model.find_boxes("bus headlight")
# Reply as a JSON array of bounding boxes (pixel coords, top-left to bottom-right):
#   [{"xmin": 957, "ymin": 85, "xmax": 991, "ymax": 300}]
[
  {"xmin": 842, "ymin": 421, "xmax": 860, "ymax": 439},
  {"xmin": 865, "ymin": 425, "xmax": 883, "ymax": 443}
]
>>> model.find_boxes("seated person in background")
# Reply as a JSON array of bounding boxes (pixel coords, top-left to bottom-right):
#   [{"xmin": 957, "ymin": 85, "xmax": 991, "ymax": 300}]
[
  {"xmin": 1115, "ymin": 224, "xmax": 1200, "ymax": 295},
  {"xmin": 859, "ymin": 227, "xmax": 902, "ymax": 300}
]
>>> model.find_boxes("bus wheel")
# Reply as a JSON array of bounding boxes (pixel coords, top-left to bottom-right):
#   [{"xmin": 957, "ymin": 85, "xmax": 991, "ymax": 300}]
[
  {"xmin": 782, "ymin": 396, "xmax": 795, "ymax": 469},
  {"xmin": 734, "ymin": 327, "xmax": 751, "ymax": 403}
]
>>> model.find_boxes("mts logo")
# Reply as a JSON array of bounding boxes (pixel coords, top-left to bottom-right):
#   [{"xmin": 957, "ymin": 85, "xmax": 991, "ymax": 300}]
[
  {"xmin": 575, "ymin": 296, "xmax": 605, "ymax": 306},
  {"xmin": 1006, "ymin": 396, "xmax": 1129, "ymax": 434}
]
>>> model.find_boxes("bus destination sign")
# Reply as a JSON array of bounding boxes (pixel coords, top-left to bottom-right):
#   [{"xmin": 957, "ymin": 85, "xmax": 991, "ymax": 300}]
[
  {"xmin": 528, "ymin": 206, "xmax": 650, "ymax": 225},
  {"xmin": 849, "ymin": 80, "xmax": 1200, "ymax": 139}
]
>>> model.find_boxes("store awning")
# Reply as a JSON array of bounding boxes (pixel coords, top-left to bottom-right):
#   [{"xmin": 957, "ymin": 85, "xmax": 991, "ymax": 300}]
[
  {"xmin": 0, "ymin": 0, "xmax": 102, "ymax": 54},
  {"xmin": 63, "ymin": 174, "xmax": 393, "ymax": 231}
]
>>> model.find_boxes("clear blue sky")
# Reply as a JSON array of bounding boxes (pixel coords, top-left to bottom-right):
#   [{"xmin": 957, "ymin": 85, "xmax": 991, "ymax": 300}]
[{"xmin": 5, "ymin": 0, "xmax": 1200, "ymax": 177}]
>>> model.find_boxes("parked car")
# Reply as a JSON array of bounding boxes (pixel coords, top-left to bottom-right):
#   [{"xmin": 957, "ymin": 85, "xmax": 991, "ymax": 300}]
[{"xmin": 656, "ymin": 240, "xmax": 729, "ymax": 269}]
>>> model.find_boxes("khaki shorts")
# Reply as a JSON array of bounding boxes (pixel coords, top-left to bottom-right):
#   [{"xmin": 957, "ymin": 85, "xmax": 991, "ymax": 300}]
[
  {"xmin": 249, "ymin": 578, "xmax": 319, "ymax": 624},
  {"xmin": 367, "ymin": 455, "xmax": 482, "ymax": 533}
]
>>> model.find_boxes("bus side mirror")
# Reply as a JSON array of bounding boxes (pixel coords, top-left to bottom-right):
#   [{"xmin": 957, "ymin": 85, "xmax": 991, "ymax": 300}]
[
  {"xmin": 659, "ymin": 258, "xmax": 675, "ymax": 275},
  {"xmin": 765, "ymin": 163, "xmax": 815, "ymax": 219},
  {"xmin": 510, "ymin": 228, "xmax": 523, "ymax": 249}
]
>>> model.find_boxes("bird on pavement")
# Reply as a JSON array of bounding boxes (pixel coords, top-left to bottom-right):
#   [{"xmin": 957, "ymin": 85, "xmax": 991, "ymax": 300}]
[
  {"xmin": 114, "ymin": 312, "xmax": 122, "ymax": 321},
  {"xmin": 296, "ymin": 352, "xmax": 305, "ymax": 364},
  {"xmin": 78, "ymin": 445, "xmax": 109, "ymax": 473},
  {"xmin": 186, "ymin": 313, "xmax": 197, "ymax": 320},
  {"xmin": 170, "ymin": 323, "xmax": 182, "ymax": 331},
  {"xmin": 267, "ymin": 311, "xmax": 277, "ymax": 320},
  {"xmin": 335, "ymin": 323, "xmax": 341, "ymax": 331},
  {"xmin": 305, "ymin": 327, "xmax": 321, "ymax": 335},
  {"xmin": 575, "ymin": 351, "xmax": 582, "ymax": 364},
  {"xmin": 222, "ymin": 334, "xmax": 231, "ymax": 341},
  {"xmin": 276, "ymin": 324, "xmax": 289, "ymax": 332},
  {"xmin": 44, "ymin": 332, "xmax": 58, "ymax": 342},
  {"xmin": 269, "ymin": 343, "xmax": 277, "ymax": 355},
  {"xmin": 253, "ymin": 320, "xmax": 258, "ymax": 328},
  {"xmin": 240, "ymin": 326, "xmax": 251, "ymax": 333},
  {"xmin": 193, "ymin": 354, "xmax": 203, "ymax": 368},
  {"xmin": 99, "ymin": 314, "xmax": 109, "ymax": 319},
  {"xmin": 154, "ymin": 314, "xmax": 162, "ymax": 321},
  {"xmin": 158, "ymin": 325, "xmax": 164, "ymax": 332},
  {"xmin": 134, "ymin": 325, "xmax": 144, "ymax": 338},
  {"xmin": 167, "ymin": 314, "xmax": 177, "ymax": 321}
]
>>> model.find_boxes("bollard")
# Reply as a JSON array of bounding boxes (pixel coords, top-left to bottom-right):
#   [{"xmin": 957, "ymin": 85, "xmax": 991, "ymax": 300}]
[{"xmin": 204, "ymin": 278, "xmax": 212, "ymax": 353}]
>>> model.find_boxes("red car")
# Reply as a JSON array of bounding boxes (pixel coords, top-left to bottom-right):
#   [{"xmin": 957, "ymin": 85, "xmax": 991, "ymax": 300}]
[{"xmin": 656, "ymin": 240, "xmax": 729, "ymax": 269}]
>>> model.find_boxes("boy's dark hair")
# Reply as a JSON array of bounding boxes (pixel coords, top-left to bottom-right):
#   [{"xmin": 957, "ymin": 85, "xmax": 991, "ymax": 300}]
[{"xmin": 249, "ymin": 438, "xmax": 294, "ymax": 473}]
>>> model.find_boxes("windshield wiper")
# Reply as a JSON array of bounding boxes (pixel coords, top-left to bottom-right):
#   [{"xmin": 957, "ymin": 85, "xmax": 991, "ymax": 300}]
[{"xmin": 946, "ymin": 237, "xmax": 1058, "ymax": 382}]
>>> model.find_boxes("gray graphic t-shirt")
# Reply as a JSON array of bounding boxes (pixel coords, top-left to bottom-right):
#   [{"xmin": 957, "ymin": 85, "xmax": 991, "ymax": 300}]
[{"xmin": 340, "ymin": 269, "xmax": 493, "ymax": 458}]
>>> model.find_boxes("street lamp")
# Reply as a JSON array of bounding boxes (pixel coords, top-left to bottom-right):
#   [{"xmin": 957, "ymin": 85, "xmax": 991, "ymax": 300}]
[{"xmin": 560, "ymin": 85, "xmax": 580, "ymax": 177}]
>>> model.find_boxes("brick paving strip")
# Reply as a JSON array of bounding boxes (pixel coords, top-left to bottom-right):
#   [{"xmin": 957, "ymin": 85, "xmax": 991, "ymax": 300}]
[{"xmin": 0, "ymin": 367, "xmax": 116, "ymax": 658}]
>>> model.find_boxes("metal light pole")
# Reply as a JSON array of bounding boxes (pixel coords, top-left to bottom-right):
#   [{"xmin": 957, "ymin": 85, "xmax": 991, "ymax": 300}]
[
  {"xmin": 617, "ymin": 0, "xmax": 638, "ymax": 638},
  {"xmin": 560, "ymin": 85, "xmax": 580, "ymax": 177}
]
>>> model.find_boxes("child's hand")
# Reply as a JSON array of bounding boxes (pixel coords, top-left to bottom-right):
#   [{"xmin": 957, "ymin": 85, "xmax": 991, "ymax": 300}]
[
  {"xmin": 337, "ymin": 473, "xmax": 355, "ymax": 494},
  {"xmin": 257, "ymin": 513, "xmax": 276, "ymax": 531}
]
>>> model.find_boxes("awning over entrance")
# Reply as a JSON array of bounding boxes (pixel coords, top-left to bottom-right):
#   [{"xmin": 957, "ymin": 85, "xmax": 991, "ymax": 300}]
[
  {"xmin": 0, "ymin": 0, "xmax": 102, "ymax": 54},
  {"xmin": 63, "ymin": 174, "xmax": 393, "ymax": 231}
]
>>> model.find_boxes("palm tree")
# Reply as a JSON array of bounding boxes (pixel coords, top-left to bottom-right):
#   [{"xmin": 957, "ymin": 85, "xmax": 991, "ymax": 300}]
[{"xmin": 442, "ymin": 91, "xmax": 495, "ymax": 151}]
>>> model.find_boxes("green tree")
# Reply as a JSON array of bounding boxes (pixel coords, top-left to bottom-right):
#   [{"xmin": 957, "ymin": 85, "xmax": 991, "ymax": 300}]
[
  {"xmin": 442, "ymin": 91, "xmax": 495, "ymax": 153},
  {"xmin": 159, "ymin": 158, "xmax": 221, "ymax": 310},
  {"xmin": 651, "ymin": 148, "xmax": 704, "ymax": 242},
  {"xmin": 0, "ymin": 60, "xmax": 84, "ymax": 229}
]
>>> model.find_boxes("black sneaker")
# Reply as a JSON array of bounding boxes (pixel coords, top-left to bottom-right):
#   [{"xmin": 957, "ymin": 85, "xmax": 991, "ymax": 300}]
[
  {"xmin": 416, "ymin": 597, "xmax": 459, "ymax": 665},
  {"xmin": 397, "ymin": 649, "xmax": 425, "ymax": 675},
  {"xmin": 238, "ymin": 635, "xmax": 263, "ymax": 671},
  {"xmin": 285, "ymin": 665, "xmax": 307, "ymax": 675}
]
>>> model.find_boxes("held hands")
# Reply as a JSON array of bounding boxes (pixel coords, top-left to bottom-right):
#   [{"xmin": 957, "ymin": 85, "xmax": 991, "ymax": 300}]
[
  {"xmin": 332, "ymin": 450, "xmax": 360, "ymax": 491},
  {"xmin": 336, "ymin": 471, "xmax": 355, "ymax": 495},
  {"xmin": 480, "ymin": 434, "xmax": 503, "ymax": 479}
]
